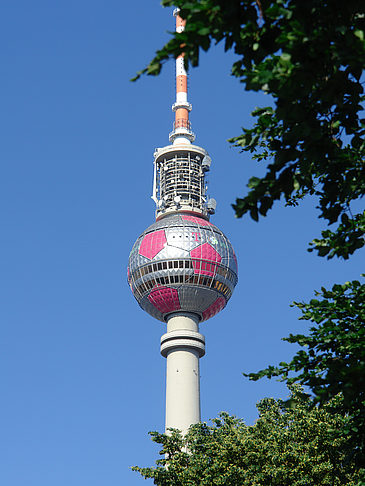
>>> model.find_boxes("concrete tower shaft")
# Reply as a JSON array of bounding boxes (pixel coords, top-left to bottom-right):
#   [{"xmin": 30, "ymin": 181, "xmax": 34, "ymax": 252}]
[{"xmin": 161, "ymin": 313, "xmax": 205, "ymax": 435}]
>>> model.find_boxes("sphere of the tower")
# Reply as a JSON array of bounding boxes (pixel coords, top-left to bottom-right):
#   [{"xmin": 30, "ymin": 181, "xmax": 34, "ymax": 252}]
[{"xmin": 128, "ymin": 213, "xmax": 238, "ymax": 322}]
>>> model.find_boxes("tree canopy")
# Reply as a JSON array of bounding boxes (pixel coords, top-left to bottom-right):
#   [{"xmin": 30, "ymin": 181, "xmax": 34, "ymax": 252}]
[
  {"xmin": 247, "ymin": 278, "xmax": 365, "ymax": 471},
  {"xmin": 134, "ymin": 387, "xmax": 362, "ymax": 485}
]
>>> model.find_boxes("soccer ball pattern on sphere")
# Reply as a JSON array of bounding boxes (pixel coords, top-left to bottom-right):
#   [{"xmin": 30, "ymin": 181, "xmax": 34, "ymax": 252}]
[{"xmin": 128, "ymin": 213, "xmax": 238, "ymax": 322}]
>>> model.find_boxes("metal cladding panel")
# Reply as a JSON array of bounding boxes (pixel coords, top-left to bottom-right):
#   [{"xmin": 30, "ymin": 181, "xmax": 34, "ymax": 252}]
[
  {"xmin": 140, "ymin": 294, "xmax": 165, "ymax": 321},
  {"xmin": 137, "ymin": 285, "xmax": 225, "ymax": 323},
  {"xmin": 128, "ymin": 238, "xmax": 150, "ymax": 274},
  {"xmin": 148, "ymin": 286, "xmax": 181, "ymax": 314},
  {"xmin": 178, "ymin": 286, "xmax": 218, "ymax": 313},
  {"xmin": 139, "ymin": 230, "xmax": 167, "ymax": 259},
  {"xmin": 127, "ymin": 213, "xmax": 238, "ymax": 322},
  {"xmin": 165, "ymin": 227, "xmax": 202, "ymax": 252},
  {"xmin": 156, "ymin": 245, "xmax": 190, "ymax": 260},
  {"xmin": 181, "ymin": 214, "xmax": 213, "ymax": 226},
  {"xmin": 203, "ymin": 296, "xmax": 226, "ymax": 321}
]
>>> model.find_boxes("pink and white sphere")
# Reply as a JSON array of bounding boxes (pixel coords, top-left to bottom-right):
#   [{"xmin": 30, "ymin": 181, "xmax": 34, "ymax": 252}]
[{"xmin": 128, "ymin": 213, "xmax": 238, "ymax": 322}]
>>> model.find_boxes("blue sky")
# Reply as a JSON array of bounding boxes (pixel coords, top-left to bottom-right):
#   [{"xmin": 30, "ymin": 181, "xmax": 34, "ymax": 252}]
[{"xmin": 1, "ymin": 1, "xmax": 362, "ymax": 485}]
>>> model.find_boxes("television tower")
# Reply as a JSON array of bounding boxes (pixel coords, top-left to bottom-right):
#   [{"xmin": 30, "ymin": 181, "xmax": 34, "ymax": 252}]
[{"xmin": 127, "ymin": 9, "xmax": 238, "ymax": 435}]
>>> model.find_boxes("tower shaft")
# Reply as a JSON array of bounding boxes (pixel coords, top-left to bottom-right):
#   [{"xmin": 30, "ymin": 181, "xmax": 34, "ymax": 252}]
[{"xmin": 161, "ymin": 313, "xmax": 205, "ymax": 435}]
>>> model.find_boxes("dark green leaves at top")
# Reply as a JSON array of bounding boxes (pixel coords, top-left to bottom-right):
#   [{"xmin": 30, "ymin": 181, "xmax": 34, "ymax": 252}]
[{"xmin": 309, "ymin": 210, "xmax": 365, "ymax": 259}]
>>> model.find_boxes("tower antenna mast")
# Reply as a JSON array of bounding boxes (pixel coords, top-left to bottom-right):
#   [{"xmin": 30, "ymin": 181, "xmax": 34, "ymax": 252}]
[{"xmin": 170, "ymin": 8, "xmax": 195, "ymax": 145}]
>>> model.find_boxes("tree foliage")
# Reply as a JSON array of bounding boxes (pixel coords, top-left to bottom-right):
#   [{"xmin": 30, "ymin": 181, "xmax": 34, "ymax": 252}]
[
  {"xmin": 133, "ymin": 387, "xmax": 362, "ymax": 485},
  {"xmin": 246, "ymin": 277, "xmax": 365, "ymax": 471},
  {"xmin": 134, "ymin": 0, "xmax": 365, "ymax": 259}
]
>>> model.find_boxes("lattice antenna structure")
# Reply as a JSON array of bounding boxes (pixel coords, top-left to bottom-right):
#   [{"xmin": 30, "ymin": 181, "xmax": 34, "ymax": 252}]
[
  {"xmin": 151, "ymin": 8, "xmax": 215, "ymax": 220},
  {"xmin": 128, "ymin": 9, "xmax": 238, "ymax": 436}
]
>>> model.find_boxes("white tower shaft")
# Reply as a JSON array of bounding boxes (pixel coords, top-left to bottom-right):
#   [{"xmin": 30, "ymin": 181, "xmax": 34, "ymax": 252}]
[{"xmin": 160, "ymin": 313, "xmax": 205, "ymax": 435}]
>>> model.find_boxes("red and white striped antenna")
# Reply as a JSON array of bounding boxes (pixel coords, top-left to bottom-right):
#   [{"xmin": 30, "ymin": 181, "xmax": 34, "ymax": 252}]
[{"xmin": 169, "ymin": 8, "xmax": 195, "ymax": 144}]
